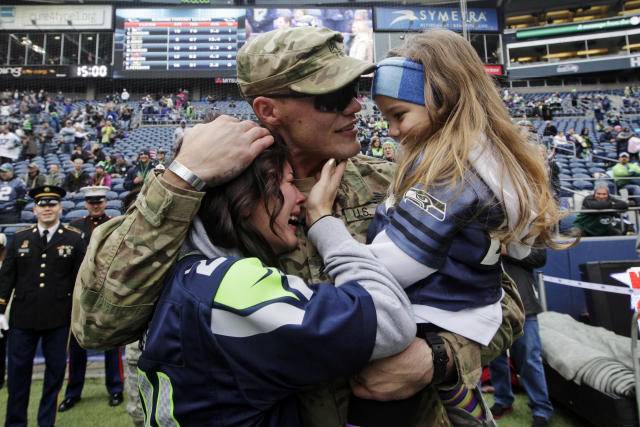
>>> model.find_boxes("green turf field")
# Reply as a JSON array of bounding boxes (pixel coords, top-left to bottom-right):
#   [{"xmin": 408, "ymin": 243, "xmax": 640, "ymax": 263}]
[{"xmin": 0, "ymin": 378, "xmax": 587, "ymax": 426}]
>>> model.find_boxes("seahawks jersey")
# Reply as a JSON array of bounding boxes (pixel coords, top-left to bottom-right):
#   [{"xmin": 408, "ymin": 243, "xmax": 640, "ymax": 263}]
[
  {"xmin": 0, "ymin": 177, "xmax": 27, "ymax": 212},
  {"xmin": 367, "ymin": 174, "xmax": 505, "ymax": 345},
  {"xmin": 138, "ymin": 254, "xmax": 377, "ymax": 427}
]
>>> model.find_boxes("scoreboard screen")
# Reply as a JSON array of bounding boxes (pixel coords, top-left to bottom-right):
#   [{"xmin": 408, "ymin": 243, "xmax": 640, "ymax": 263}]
[{"xmin": 113, "ymin": 8, "xmax": 246, "ymax": 79}]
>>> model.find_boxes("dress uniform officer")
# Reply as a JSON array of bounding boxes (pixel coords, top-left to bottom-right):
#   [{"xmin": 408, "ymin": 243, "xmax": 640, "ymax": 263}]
[
  {"xmin": 59, "ymin": 186, "xmax": 124, "ymax": 412},
  {"xmin": 0, "ymin": 185, "xmax": 85, "ymax": 427}
]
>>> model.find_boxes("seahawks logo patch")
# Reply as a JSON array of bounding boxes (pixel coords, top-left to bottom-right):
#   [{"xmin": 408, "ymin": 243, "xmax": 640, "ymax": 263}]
[{"xmin": 404, "ymin": 187, "xmax": 446, "ymax": 221}]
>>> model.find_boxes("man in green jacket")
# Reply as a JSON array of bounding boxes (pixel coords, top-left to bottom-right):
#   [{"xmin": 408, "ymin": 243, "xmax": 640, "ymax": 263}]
[
  {"xmin": 573, "ymin": 182, "xmax": 628, "ymax": 236},
  {"xmin": 612, "ymin": 152, "xmax": 640, "ymax": 203}
]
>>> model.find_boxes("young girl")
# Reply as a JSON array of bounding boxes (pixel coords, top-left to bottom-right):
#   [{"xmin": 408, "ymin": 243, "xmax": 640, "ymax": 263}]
[{"xmin": 345, "ymin": 29, "xmax": 565, "ymax": 425}]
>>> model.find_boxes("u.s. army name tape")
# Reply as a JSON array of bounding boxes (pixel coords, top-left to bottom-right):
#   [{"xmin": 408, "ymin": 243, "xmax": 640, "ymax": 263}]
[{"xmin": 542, "ymin": 275, "xmax": 640, "ymax": 296}]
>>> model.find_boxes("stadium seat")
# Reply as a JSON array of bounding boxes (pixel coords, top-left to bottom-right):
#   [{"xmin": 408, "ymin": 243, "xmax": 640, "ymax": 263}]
[
  {"xmin": 571, "ymin": 168, "xmax": 589, "ymax": 175},
  {"xmin": 105, "ymin": 209, "xmax": 122, "ymax": 217},
  {"xmin": 60, "ymin": 201, "xmax": 75, "ymax": 212},
  {"xmin": 2, "ymin": 226, "xmax": 25, "ymax": 237},
  {"xmin": 20, "ymin": 211, "xmax": 36, "ymax": 222},
  {"xmin": 573, "ymin": 180, "xmax": 594, "ymax": 191},
  {"xmin": 65, "ymin": 210, "xmax": 88, "ymax": 221},
  {"xmin": 106, "ymin": 200, "xmax": 122, "ymax": 210},
  {"xmin": 573, "ymin": 173, "xmax": 591, "ymax": 180}
]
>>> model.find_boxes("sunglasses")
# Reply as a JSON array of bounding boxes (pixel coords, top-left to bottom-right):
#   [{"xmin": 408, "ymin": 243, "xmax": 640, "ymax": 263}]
[
  {"xmin": 265, "ymin": 80, "xmax": 359, "ymax": 113},
  {"xmin": 36, "ymin": 199, "xmax": 60, "ymax": 207}
]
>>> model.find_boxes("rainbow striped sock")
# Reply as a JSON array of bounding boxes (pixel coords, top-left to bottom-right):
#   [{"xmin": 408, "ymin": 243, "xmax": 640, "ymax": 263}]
[{"xmin": 439, "ymin": 385, "xmax": 484, "ymax": 419}]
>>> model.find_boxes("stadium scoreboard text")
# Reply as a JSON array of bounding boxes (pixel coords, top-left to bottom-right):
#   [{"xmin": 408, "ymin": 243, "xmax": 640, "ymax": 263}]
[
  {"xmin": 114, "ymin": 8, "xmax": 245, "ymax": 78},
  {"xmin": 123, "ymin": 19, "xmax": 239, "ymax": 72}
]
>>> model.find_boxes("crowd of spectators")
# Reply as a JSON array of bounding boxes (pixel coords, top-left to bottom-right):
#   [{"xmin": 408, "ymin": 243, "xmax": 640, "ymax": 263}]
[
  {"xmin": 505, "ymin": 87, "xmax": 640, "ymax": 237},
  {"xmin": 1, "ymin": 85, "xmax": 639, "ymax": 238}
]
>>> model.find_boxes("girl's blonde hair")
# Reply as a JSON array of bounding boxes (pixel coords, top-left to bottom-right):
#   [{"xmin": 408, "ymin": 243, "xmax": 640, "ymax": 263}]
[{"xmin": 386, "ymin": 29, "xmax": 564, "ymax": 248}]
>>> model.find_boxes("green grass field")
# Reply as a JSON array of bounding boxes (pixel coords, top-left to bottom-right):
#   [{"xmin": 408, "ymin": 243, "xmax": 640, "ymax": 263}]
[{"xmin": 0, "ymin": 378, "xmax": 587, "ymax": 426}]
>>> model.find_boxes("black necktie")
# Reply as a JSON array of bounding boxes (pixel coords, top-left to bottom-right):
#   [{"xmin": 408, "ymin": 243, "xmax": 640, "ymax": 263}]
[{"xmin": 41, "ymin": 229, "xmax": 48, "ymax": 246}]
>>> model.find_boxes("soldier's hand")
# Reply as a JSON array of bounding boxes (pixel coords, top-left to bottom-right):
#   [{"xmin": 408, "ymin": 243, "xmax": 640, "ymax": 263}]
[
  {"xmin": 0, "ymin": 314, "xmax": 8, "ymax": 337},
  {"xmin": 174, "ymin": 115, "xmax": 274, "ymax": 188},
  {"xmin": 350, "ymin": 337, "xmax": 434, "ymax": 401},
  {"xmin": 306, "ymin": 159, "xmax": 346, "ymax": 227}
]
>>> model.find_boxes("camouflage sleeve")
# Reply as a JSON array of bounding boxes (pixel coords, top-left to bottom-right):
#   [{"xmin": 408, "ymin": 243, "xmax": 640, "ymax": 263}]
[
  {"xmin": 71, "ymin": 170, "xmax": 204, "ymax": 350},
  {"xmin": 439, "ymin": 273, "xmax": 525, "ymax": 389}
]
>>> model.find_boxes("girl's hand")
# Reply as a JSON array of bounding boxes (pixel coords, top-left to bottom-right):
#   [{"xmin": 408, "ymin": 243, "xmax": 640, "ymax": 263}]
[{"xmin": 305, "ymin": 158, "xmax": 346, "ymax": 227}]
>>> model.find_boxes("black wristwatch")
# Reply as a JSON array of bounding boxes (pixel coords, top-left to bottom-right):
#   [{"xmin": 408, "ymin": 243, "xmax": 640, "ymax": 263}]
[{"xmin": 423, "ymin": 332, "xmax": 449, "ymax": 385}]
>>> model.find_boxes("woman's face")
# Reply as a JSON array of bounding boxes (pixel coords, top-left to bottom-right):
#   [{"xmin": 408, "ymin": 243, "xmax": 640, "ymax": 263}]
[
  {"xmin": 383, "ymin": 144, "xmax": 395, "ymax": 159},
  {"xmin": 372, "ymin": 139, "xmax": 381, "ymax": 148},
  {"xmin": 248, "ymin": 162, "xmax": 306, "ymax": 255},
  {"xmin": 374, "ymin": 95, "xmax": 429, "ymax": 144}
]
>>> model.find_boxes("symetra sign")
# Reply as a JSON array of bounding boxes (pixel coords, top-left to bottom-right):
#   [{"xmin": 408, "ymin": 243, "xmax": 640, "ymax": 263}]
[{"xmin": 375, "ymin": 6, "xmax": 499, "ymax": 32}]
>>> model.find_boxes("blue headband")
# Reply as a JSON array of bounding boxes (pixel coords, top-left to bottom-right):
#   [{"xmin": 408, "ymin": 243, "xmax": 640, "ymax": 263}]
[{"xmin": 371, "ymin": 57, "xmax": 425, "ymax": 106}]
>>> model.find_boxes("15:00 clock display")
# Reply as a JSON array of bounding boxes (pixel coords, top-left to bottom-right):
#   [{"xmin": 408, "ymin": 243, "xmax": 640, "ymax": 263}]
[{"xmin": 73, "ymin": 65, "xmax": 110, "ymax": 78}]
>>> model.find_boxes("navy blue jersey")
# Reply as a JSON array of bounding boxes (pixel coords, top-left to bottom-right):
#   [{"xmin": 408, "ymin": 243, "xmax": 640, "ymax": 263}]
[
  {"xmin": 366, "ymin": 175, "xmax": 506, "ymax": 344},
  {"xmin": 138, "ymin": 254, "xmax": 377, "ymax": 427},
  {"xmin": 0, "ymin": 177, "xmax": 27, "ymax": 212}
]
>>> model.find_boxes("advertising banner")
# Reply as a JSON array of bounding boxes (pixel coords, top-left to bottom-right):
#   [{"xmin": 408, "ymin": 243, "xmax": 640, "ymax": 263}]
[
  {"xmin": 484, "ymin": 64, "xmax": 503, "ymax": 75},
  {"xmin": 509, "ymin": 55, "xmax": 640, "ymax": 79},
  {"xmin": 0, "ymin": 65, "xmax": 70, "ymax": 78},
  {"xmin": 374, "ymin": 6, "xmax": 499, "ymax": 32},
  {"xmin": 0, "ymin": 5, "xmax": 113, "ymax": 31}
]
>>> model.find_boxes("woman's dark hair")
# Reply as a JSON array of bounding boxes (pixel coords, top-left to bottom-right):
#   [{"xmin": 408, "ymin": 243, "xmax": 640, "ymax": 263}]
[{"xmin": 198, "ymin": 141, "xmax": 290, "ymax": 265}]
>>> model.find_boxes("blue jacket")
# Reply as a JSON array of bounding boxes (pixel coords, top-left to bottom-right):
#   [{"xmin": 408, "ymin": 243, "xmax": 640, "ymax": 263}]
[{"xmin": 138, "ymin": 254, "xmax": 377, "ymax": 426}]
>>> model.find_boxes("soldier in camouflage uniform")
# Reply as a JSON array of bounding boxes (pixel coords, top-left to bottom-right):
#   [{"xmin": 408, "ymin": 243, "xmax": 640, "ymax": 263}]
[{"xmin": 72, "ymin": 27, "xmax": 524, "ymax": 426}]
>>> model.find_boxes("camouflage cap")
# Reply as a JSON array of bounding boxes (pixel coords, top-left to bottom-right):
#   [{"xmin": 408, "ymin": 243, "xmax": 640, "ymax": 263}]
[{"xmin": 237, "ymin": 27, "xmax": 375, "ymax": 98}]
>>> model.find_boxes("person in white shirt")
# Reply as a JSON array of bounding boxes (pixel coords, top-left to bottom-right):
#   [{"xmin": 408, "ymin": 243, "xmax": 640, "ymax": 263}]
[{"xmin": 0, "ymin": 126, "xmax": 21, "ymax": 164}]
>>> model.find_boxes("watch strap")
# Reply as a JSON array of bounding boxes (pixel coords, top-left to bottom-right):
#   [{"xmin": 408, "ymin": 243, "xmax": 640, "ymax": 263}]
[
  {"xmin": 167, "ymin": 160, "xmax": 207, "ymax": 191},
  {"xmin": 423, "ymin": 331, "xmax": 449, "ymax": 385}
]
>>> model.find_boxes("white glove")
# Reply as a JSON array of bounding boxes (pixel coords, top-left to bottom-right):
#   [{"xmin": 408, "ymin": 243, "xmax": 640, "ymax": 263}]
[{"xmin": 0, "ymin": 314, "xmax": 8, "ymax": 337}]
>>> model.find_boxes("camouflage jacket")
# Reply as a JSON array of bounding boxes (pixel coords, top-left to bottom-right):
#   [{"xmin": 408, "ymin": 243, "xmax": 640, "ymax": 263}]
[{"xmin": 72, "ymin": 155, "xmax": 524, "ymax": 427}]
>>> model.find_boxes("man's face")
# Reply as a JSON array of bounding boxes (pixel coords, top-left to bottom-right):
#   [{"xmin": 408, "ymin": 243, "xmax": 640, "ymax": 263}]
[
  {"xmin": 85, "ymin": 199, "xmax": 107, "ymax": 217},
  {"xmin": 0, "ymin": 170, "xmax": 12, "ymax": 180},
  {"xmin": 594, "ymin": 189, "xmax": 609, "ymax": 201},
  {"xmin": 139, "ymin": 153, "xmax": 149, "ymax": 163},
  {"xmin": 620, "ymin": 156, "xmax": 629, "ymax": 165},
  {"xmin": 49, "ymin": 165, "xmax": 59, "ymax": 174},
  {"xmin": 28, "ymin": 167, "xmax": 37, "ymax": 176},
  {"xmin": 158, "ymin": 153, "xmax": 165, "ymax": 160},
  {"xmin": 73, "ymin": 159, "xmax": 84, "ymax": 171},
  {"xmin": 268, "ymin": 95, "xmax": 362, "ymax": 176},
  {"xmin": 1, "ymin": 127, "xmax": 7, "ymax": 134},
  {"xmin": 34, "ymin": 200, "xmax": 62, "ymax": 228}
]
